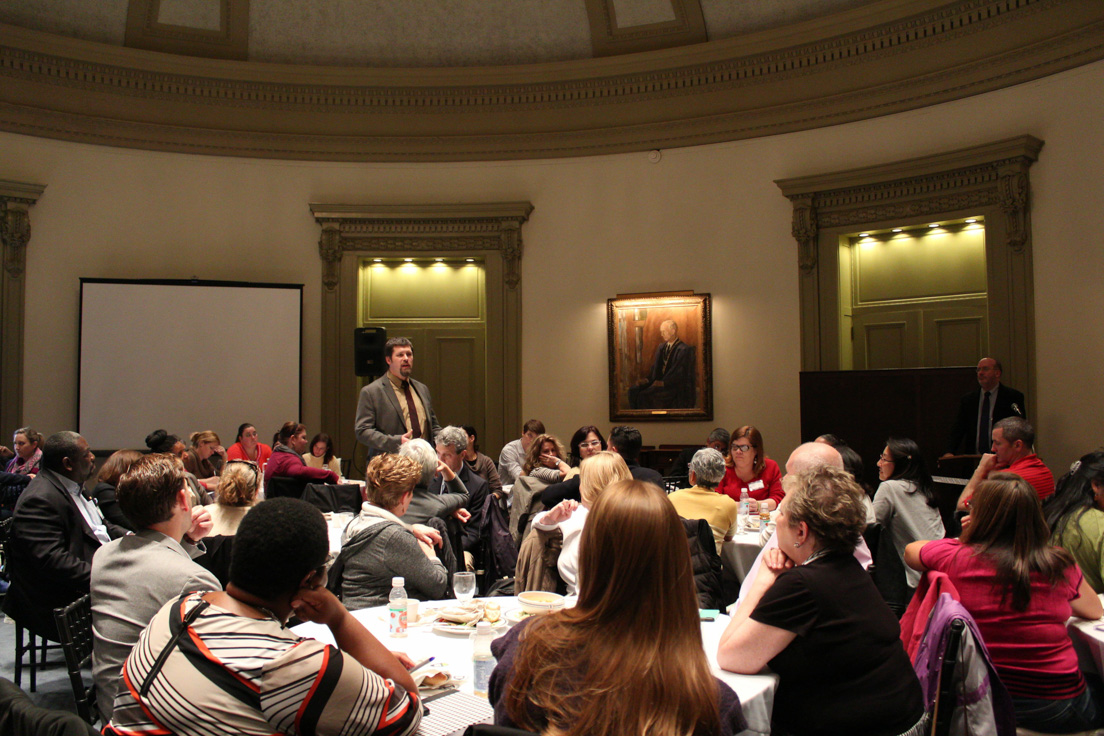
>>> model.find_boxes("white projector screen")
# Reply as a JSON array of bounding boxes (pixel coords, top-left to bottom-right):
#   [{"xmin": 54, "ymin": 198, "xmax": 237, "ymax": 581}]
[{"xmin": 80, "ymin": 279, "xmax": 302, "ymax": 451}]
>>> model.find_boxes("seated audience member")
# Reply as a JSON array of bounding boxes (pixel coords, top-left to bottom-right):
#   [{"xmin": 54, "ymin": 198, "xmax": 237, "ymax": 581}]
[
  {"xmin": 336, "ymin": 454, "xmax": 448, "ymax": 610},
  {"xmin": 669, "ymin": 448, "xmax": 738, "ymax": 549},
  {"xmin": 304, "ymin": 432, "xmax": 342, "ymax": 476},
  {"xmin": 567, "ymin": 425, "xmax": 607, "ymax": 467},
  {"xmin": 666, "ymin": 427, "xmax": 731, "ymax": 484},
  {"xmin": 6, "ymin": 426, "xmax": 42, "ymax": 475},
  {"xmin": 1045, "ymin": 451, "xmax": 1104, "ymax": 593},
  {"xmin": 521, "ymin": 433, "xmax": 574, "ymax": 484},
  {"xmin": 91, "ymin": 454, "xmax": 219, "ymax": 721},
  {"xmin": 737, "ymin": 442, "xmax": 874, "ymax": 604},
  {"xmin": 956, "ymin": 417, "xmax": 1054, "ymax": 511},
  {"xmin": 530, "ymin": 451, "xmax": 630, "ymax": 595},
  {"xmin": 908, "ymin": 473, "xmax": 1104, "ymax": 733},
  {"xmin": 146, "ymin": 429, "xmax": 208, "ymax": 504},
  {"xmin": 490, "ymin": 479, "xmax": 747, "ymax": 735},
  {"xmin": 815, "ymin": 433, "xmax": 847, "ymax": 447},
  {"xmin": 203, "ymin": 459, "xmax": 261, "ymax": 536},
  {"xmin": 432, "ymin": 426, "xmax": 488, "ymax": 568},
  {"xmin": 462, "ymin": 425, "xmax": 503, "ymax": 498},
  {"xmin": 105, "ymin": 498, "xmax": 421, "ymax": 736},
  {"xmin": 719, "ymin": 466, "xmax": 925, "ymax": 736},
  {"xmin": 873, "ymin": 437, "xmax": 945, "ymax": 589},
  {"xmin": 183, "ymin": 430, "xmax": 226, "ymax": 492},
  {"xmin": 265, "ymin": 421, "xmax": 339, "ymax": 494},
  {"xmin": 225, "ymin": 422, "xmax": 273, "ymax": 475},
  {"xmin": 607, "ymin": 425, "xmax": 664, "ymax": 487},
  {"xmin": 498, "ymin": 418, "xmax": 544, "ymax": 486},
  {"xmin": 91, "ymin": 449, "xmax": 144, "ymax": 531},
  {"xmin": 717, "ymin": 425, "xmax": 784, "ymax": 510},
  {"xmin": 541, "ymin": 424, "xmax": 607, "ymax": 507},
  {"xmin": 0, "ymin": 467, "xmax": 31, "ymax": 520},
  {"xmin": 3, "ymin": 431, "xmax": 129, "ymax": 640},
  {"xmin": 398, "ymin": 438, "xmax": 469, "ymax": 525}
]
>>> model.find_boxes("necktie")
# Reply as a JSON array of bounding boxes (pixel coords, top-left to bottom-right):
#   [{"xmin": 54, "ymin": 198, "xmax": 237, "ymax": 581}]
[
  {"xmin": 977, "ymin": 390, "xmax": 991, "ymax": 454},
  {"xmin": 402, "ymin": 381, "xmax": 422, "ymax": 439}
]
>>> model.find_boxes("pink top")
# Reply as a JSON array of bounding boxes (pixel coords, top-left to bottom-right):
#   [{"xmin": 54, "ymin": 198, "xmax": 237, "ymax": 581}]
[
  {"xmin": 717, "ymin": 457, "xmax": 783, "ymax": 505},
  {"xmin": 226, "ymin": 442, "xmax": 273, "ymax": 474},
  {"xmin": 919, "ymin": 538, "xmax": 1084, "ymax": 699}
]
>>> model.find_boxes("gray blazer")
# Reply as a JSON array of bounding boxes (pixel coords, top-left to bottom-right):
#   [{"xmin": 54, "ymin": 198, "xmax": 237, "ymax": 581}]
[
  {"xmin": 91, "ymin": 530, "xmax": 221, "ymax": 720},
  {"xmin": 354, "ymin": 373, "xmax": 441, "ymax": 454}
]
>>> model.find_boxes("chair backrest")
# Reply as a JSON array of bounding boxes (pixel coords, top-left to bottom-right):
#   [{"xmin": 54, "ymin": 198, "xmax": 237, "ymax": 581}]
[
  {"xmin": 0, "ymin": 517, "xmax": 12, "ymax": 579},
  {"xmin": 932, "ymin": 619, "xmax": 964, "ymax": 736},
  {"xmin": 681, "ymin": 518, "xmax": 724, "ymax": 610},
  {"xmin": 51, "ymin": 595, "xmax": 98, "ymax": 726},
  {"xmin": 301, "ymin": 483, "xmax": 362, "ymax": 513},
  {"xmin": 266, "ymin": 476, "xmax": 308, "ymax": 500}
]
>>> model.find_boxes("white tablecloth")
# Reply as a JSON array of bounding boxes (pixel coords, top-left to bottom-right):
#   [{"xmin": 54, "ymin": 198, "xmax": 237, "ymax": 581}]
[
  {"xmin": 1066, "ymin": 595, "xmax": 1104, "ymax": 675},
  {"xmin": 721, "ymin": 528, "xmax": 767, "ymax": 582},
  {"xmin": 292, "ymin": 597, "xmax": 778, "ymax": 736}
]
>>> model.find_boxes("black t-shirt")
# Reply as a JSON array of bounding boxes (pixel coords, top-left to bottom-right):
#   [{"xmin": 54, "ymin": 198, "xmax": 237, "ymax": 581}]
[{"xmin": 750, "ymin": 551, "xmax": 924, "ymax": 736}]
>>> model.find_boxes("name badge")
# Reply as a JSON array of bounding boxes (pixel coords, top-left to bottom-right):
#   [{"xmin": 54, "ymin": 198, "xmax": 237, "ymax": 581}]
[{"xmin": 748, "ymin": 480, "xmax": 765, "ymax": 492}]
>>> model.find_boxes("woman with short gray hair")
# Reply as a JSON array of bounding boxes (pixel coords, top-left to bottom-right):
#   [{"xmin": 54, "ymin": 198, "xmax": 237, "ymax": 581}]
[{"xmin": 668, "ymin": 448, "xmax": 739, "ymax": 549}]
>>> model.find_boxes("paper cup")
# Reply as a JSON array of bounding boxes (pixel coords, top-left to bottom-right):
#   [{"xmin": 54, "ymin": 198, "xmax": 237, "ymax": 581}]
[{"xmin": 406, "ymin": 599, "xmax": 420, "ymax": 623}]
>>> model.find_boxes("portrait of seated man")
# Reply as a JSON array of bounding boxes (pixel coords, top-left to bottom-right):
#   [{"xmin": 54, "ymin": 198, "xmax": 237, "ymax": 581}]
[{"xmin": 629, "ymin": 319, "xmax": 696, "ymax": 410}]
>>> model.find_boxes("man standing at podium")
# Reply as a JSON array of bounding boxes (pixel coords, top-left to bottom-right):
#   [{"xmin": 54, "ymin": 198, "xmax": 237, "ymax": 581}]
[
  {"xmin": 943, "ymin": 357, "xmax": 1026, "ymax": 457},
  {"xmin": 355, "ymin": 337, "xmax": 441, "ymax": 457}
]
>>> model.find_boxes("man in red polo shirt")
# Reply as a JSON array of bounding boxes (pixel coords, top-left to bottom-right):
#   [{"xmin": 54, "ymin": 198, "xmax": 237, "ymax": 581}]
[{"xmin": 956, "ymin": 417, "xmax": 1054, "ymax": 511}]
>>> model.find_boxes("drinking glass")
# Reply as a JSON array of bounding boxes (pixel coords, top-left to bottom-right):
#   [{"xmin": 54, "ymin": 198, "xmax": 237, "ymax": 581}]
[{"xmin": 454, "ymin": 572, "xmax": 476, "ymax": 602}]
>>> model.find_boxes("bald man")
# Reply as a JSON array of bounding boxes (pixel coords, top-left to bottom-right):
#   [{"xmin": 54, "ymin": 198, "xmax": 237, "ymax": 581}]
[
  {"xmin": 628, "ymin": 319, "xmax": 695, "ymax": 409},
  {"xmin": 735, "ymin": 442, "xmax": 873, "ymax": 607}
]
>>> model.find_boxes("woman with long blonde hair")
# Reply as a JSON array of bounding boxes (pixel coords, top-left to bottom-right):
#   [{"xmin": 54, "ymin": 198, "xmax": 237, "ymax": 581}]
[
  {"xmin": 203, "ymin": 459, "xmax": 262, "ymax": 536},
  {"xmin": 530, "ymin": 450, "xmax": 630, "ymax": 594},
  {"xmin": 490, "ymin": 479, "xmax": 746, "ymax": 736}
]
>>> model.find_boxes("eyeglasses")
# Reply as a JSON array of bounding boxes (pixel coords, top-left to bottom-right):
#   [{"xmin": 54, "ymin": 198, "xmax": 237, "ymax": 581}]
[
  {"xmin": 580, "ymin": 440, "xmax": 603, "ymax": 449},
  {"xmin": 731, "ymin": 444, "xmax": 754, "ymax": 453}
]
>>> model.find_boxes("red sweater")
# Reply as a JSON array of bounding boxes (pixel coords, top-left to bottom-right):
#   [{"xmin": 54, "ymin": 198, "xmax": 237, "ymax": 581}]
[{"xmin": 717, "ymin": 458, "xmax": 784, "ymax": 505}]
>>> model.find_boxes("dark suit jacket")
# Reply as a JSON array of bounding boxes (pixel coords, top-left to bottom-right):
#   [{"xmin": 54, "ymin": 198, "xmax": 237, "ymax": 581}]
[
  {"xmin": 428, "ymin": 464, "xmax": 488, "ymax": 552},
  {"xmin": 946, "ymin": 383, "xmax": 1027, "ymax": 454},
  {"xmin": 3, "ymin": 470, "xmax": 127, "ymax": 638},
  {"xmin": 401, "ymin": 476, "xmax": 468, "ymax": 526},
  {"xmin": 631, "ymin": 339, "xmax": 696, "ymax": 409},
  {"xmin": 355, "ymin": 373, "xmax": 441, "ymax": 454}
]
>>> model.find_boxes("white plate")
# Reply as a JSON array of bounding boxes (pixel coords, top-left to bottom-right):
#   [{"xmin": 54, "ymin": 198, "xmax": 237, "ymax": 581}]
[
  {"xmin": 432, "ymin": 620, "xmax": 508, "ymax": 636},
  {"xmin": 505, "ymin": 608, "xmax": 537, "ymax": 625}
]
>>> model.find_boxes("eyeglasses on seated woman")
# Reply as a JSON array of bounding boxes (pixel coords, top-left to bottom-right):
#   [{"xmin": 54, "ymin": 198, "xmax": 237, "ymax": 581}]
[{"xmin": 490, "ymin": 478, "xmax": 748, "ymax": 736}]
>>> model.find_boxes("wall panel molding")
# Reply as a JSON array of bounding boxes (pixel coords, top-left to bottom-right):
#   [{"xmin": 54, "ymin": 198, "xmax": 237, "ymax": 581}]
[
  {"xmin": 776, "ymin": 135, "xmax": 1041, "ymax": 415},
  {"xmin": 0, "ymin": 179, "xmax": 45, "ymax": 440},
  {"xmin": 309, "ymin": 202, "xmax": 532, "ymax": 471},
  {"xmin": 0, "ymin": 1, "xmax": 1100, "ymax": 160}
]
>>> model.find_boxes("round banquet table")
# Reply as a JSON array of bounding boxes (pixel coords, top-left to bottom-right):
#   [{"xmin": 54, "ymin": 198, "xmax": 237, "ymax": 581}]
[{"xmin": 292, "ymin": 596, "xmax": 779, "ymax": 736}]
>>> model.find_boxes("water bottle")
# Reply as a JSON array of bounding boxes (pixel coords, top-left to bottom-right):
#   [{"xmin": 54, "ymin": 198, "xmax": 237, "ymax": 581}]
[
  {"xmin": 472, "ymin": 621, "xmax": 496, "ymax": 697},
  {"xmin": 388, "ymin": 577, "xmax": 407, "ymax": 637},
  {"xmin": 737, "ymin": 488, "xmax": 750, "ymax": 533}
]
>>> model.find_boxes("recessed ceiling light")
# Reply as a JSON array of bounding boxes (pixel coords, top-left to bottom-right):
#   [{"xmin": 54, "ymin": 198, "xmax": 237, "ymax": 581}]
[
  {"xmin": 965, "ymin": 218, "xmax": 977, "ymax": 223},
  {"xmin": 403, "ymin": 258, "xmax": 413, "ymax": 262},
  {"xmin": 892, "ymin": 228, "xmax": 903, "ymax": 233},
  {"xmin": 434, "ymin": 258, "xmax": 444, "ymax": 262},
  {"xmin": 466, "ymin": 258, "xmax": 475, "ymax": 262},
  {"xmin": 929, "ymin": 223, "xmax": 940, "ymax": 227},
  {"xmin": 859, "ymin": 233, "xmax": 870, "ymax": 237},
  {"xmin": 373, "ymin": 258, "xmax": 382, "ymax": 262}
]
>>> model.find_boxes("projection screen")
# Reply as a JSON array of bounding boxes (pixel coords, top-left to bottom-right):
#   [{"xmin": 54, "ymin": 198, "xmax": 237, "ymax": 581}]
[{"xmin": 79, "ymin": 279, "xmax": 302, "ymax": 451}]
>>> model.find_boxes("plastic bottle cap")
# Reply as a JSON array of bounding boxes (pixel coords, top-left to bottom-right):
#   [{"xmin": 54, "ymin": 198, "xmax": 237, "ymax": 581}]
[
  {"xmin": 392, "ymin": 577, "xmax": 405, "ymax": 587},
  {"xmin": 476, "ymin": 621, "xmax": 491, "ymax": 631}
]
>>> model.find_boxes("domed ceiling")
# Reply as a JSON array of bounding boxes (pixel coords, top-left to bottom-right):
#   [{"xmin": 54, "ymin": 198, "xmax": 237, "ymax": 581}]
[
  {"xmin": 0, "ymin": 0, "xmax": 877, "ymax": 66},
  {"xmin": 1, "ymin": 0, "xmax": 1102, "ymax": 161}
]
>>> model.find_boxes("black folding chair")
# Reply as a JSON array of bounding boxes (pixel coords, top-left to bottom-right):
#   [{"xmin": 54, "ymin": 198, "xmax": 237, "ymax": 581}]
[
  {"xmin": 932, "ymin": 619, "xmax": 964, "ymax": 736},
  {"xmin": 300, "ymin": 483, "xmax": 362, "ymax": 513},
  {"xmin": 1, "ymin": 517, "xmax": 60, "ymax": 692},
  {"xmin": 53, "ymin": 595, "xmax": 99, "ymax": 725}
]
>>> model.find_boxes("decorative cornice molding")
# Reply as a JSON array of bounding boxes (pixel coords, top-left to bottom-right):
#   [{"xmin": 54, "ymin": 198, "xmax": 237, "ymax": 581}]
[
  {"xmin": 0, "ymin": 2, "xmax": 1100, "ymax": 160},
  {"xmin": 0, "ymin": 180, "xmax": 45, "ymax": 278},
  {"xmin": 309, "ymin": 202, "xmax": 534, "ymax": 291},
  {"xmin": 775, "ymin": 135, "xmax": 1042, "ymax": 270}
]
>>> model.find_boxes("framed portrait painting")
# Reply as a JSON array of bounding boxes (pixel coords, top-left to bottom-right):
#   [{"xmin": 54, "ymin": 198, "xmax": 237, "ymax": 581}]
[{"xmin": 607, "ymin": 291, "xmax": 712, "ymax": 422}]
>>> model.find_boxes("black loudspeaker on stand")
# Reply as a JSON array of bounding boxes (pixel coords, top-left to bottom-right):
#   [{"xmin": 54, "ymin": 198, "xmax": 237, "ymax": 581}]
[{"xmin": 354, "ymin": 327, "xmax": 387, "ymax": 377}]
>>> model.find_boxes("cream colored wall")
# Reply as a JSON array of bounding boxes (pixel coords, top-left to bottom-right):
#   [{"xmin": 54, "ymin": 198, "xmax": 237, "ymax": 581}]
[{"xmin": 4, "ymin": 59, "xmax": 1104, "ymax": 471}]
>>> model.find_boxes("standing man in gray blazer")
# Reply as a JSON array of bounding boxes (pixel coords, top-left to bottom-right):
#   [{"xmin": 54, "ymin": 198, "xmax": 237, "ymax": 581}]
[{"xmin": 355, "ymin": 336, "xmax": 442, "ymax": 457}]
